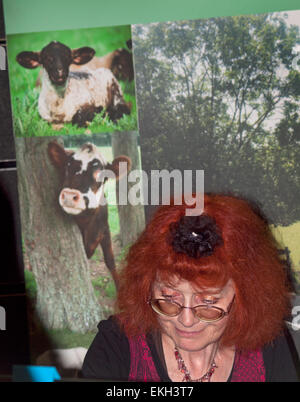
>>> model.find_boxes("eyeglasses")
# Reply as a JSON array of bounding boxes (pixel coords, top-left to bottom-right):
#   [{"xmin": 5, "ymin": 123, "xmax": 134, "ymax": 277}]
[{"xmin": 148, "ymin": 296, "xmax": 235, "ymax": 323}]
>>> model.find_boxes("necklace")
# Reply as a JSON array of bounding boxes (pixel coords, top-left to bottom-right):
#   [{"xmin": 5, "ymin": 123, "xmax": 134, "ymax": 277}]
[{"xmin": 174, "ymin": 346, "xmax": 218, "ymax": 382}]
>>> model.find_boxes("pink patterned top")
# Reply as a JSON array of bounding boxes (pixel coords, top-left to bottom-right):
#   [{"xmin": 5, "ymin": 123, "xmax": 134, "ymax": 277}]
[{"xmin": 128, "ymin": 334, "xmax": 266, "ymax": 382}]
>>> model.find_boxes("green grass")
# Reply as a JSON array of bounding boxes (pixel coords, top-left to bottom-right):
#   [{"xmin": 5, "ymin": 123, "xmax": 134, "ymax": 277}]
[
  {"xmin": 102, "ymin": 146, "xmax": 120, "ymax": 235},
  {"xmin": 46, "ymin": 328, "xmax": 96, "ymax": 350},
  {"xmin": 92, "ymin": 276, "xmax": 117, "ymax": 299},
  {"xmin": 24, "ymin": 269, "xmax": 37, "ymax": 299},
  {"xmin": 7, "ymin": 26, "xmax": 137, "ymax": 137}
]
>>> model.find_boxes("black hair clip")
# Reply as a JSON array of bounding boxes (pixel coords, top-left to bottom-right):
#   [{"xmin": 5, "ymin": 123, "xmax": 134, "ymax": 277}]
[{"xmin": 169, "ymin": 214, "xmax": 223, "ymax": 258}]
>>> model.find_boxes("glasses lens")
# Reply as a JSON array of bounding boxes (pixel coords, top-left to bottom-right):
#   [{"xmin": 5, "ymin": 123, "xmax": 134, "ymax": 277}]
[
  {"xmin": 151, "ymin": 299, "xmax": 181, "ymax": 316},
  {"xmin": 194, "ymin": 306, "xmax": 224, "ymax": 321},
  {"xmin": 150, "ymin": 300, "xmax": 226, "ymax": 322}
]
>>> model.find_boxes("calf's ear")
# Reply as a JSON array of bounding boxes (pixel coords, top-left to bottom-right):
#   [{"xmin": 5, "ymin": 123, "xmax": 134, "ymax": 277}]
[
  {"xmin": 126, "ymin": 39, "xmax": 132, "ymax": 50},
  {"xmin": 106, "ymin": 156, "xmax": 131, "ymax": 180},
  {"xmin": 16, "ymin": 51, "xmax": 41, "ymax": 69},
  {"xmin": 47, "ymin": 141, "xmax": 69, "ymax": 169},
  {"xmin": 71, "ymin": 47, "xmax": 95, "ymax": 65}
]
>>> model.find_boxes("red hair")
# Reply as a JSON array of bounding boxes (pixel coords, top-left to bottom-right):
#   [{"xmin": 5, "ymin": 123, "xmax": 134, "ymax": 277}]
[{"xmin": 116, "ymin": 194, "xmax": 291, "ymax": 351}]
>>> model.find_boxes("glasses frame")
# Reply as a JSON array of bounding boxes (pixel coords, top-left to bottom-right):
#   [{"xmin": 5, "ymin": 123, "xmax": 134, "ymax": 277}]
[{"xmin": 148, "ymin": 295, "xmax": 235, "ymax": 323}]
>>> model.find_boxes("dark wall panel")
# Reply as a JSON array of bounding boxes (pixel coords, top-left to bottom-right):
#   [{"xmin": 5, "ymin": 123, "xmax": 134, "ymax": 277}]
[
  {"xmin": 0, "ymin": 1, "xmax": 15, "ymax": 162},
  {"xmin": 0, "ymin": 73, "xmax": 16, "ymax": 161},
  {"xmin": 0, "ymin": 0, "xmax": 4, "ymax": 38},
  {"xmin": 0, "ymin": 169, "xmax": 25, "ymax": 285},
  {"xmin": 0, "ymin": 0, "xmax": 24, "ymax": 286},
  {"xmin": 0, "ymin": 0, "xmax": 30, "ymax": 378},
  {"xmin": 0, "ymin": 294, "xmax": 30, "ymax": 376}
]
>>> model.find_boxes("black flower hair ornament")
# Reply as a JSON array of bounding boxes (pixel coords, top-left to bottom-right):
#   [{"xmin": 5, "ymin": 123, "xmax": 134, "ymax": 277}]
[{"xmin": 169, "ymin": 214, "xmax": 223, "ymax": 258}]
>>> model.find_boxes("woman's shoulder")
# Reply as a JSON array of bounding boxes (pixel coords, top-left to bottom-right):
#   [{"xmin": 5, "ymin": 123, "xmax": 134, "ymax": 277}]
[
  {"xmin": 96, "ymin": 315, "xmax": 124, "ymax": 334},
  {"xmin": 81, "ymin": 315, "xmax": 131, "ymax": 380},
  {"xmin": 263, "ymin": 329, "xmax": 300, "ymax": 382},
  {"xmin": 92, "ymin": 315, "xmax": 130, "ymax": 350}
]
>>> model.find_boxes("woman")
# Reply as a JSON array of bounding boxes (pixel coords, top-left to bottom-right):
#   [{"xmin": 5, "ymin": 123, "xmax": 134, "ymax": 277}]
[{"xmin": 82, "ymin": 194, "xmax": 300, "ymax": 382}]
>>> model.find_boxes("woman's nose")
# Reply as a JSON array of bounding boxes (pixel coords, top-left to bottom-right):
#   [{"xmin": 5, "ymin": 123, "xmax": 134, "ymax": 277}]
[{"xmin": 177, "ymin": 306, "xmax": 197, "ymax": 327}]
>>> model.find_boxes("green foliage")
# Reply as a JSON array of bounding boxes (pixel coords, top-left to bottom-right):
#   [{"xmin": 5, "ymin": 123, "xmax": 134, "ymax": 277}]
[
  {"xmin": 24, "ymin": 269, "xmax": 37, "ymax": 299},
  {"xmin": 105, "ymin": 282, "xmax": 117, "ymax": 299},
  {"xmin": 92, "ymin": 275, "xmax": 116, "ymax": 299},
  {"xmin": 133, "ymin": 13, "xmax": 300, "ymax": 225},
  {"xmin": 7, "ymin": 26, "xmax": 137, "ymax": 137},
  {"xmin": 46, "ymin": 328, "xmax": 96, "ymax": 349},
  {"xmin": 107, "ymin": 204, "xmax": 120, "ymax": 235}
]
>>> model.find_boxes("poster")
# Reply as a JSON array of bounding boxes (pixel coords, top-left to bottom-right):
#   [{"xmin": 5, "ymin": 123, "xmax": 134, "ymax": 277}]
[
  {"xmin": 133, "ymin": 12, "xmax": 300, "ymax": 285},
  {"xmin": 6, "ymin": 22, "xmax": 144, "ymax": 372},
  {"xmin": 1, "ymin": 0, "xmax": 300, "ymax": 379}
]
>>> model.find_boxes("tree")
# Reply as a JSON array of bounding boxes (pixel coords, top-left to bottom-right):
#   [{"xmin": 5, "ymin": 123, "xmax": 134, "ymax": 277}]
[
  {"xmin": 16, "ymin": 137, "xmax": 102, "ymax": 333},
  {"xmin": 112, "ymin": 131, "xmax": 145, "ymax": 246},
  {"xmin": 132, "ymin": 13, "xmax": 300, "ymax": 225}
]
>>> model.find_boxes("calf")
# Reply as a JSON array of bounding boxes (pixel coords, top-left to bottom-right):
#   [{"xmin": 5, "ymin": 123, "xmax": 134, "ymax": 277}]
[
  {"xmin": 35, "ymin": 48, "xmax": 134, "ymax": 87},
  {"xmin": 70, "ymin": 47, "xmax": 134, "ymax": 82},
  {"xmin": 36, "ymin": 39, "xmax": 134, "ymax": 86},
  {"xmin": 16, "ymin": 41, "xmax": 131, "ymax": 128},
  {"xmin": 48, "ymin": 140, "xmax": 131, "ymax": 287}
]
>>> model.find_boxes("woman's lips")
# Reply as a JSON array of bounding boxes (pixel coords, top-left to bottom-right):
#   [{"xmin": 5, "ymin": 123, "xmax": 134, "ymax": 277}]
[{"xmin": 175, "ymin": 327, "xmax": 204, "ymax": 337}]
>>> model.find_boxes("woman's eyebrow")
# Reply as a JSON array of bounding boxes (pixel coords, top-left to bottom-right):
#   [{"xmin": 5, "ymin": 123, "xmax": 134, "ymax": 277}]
[
  {"xmin": 160, "ymin": 287, "xmax": 180, "ymax": 294},
  {"xmin": 194, "ymin": 290, "xmax": 222, "ymax": 298},
  {"xmin": 158, "ymin": 283, "xmax": 178, "ymax": 290}
]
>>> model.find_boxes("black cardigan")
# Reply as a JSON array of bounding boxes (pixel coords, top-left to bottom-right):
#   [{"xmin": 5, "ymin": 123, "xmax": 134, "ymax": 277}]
[{"xmin": 81, "ymin": 316, "xmax": 300, "ymax": 382}]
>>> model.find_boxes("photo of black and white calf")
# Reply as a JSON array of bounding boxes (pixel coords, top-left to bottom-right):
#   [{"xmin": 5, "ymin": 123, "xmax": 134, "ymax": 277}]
[
  {"xmin": 7, "ymin": 25, "xmax": 137, "ymax": 136},
  {"xmin": 16, "ymin": 41, "xmax": 131, "ymax": 128}
]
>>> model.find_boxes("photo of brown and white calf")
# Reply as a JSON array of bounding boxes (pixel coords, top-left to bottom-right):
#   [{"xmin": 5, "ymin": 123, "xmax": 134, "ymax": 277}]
[
  {"xmin": 47, "ymin": 140, "xmax": 131, "ymax": 287},
  {"xmin": 16, "ymin": 41, "xmax": 131, "ymax": 128}
]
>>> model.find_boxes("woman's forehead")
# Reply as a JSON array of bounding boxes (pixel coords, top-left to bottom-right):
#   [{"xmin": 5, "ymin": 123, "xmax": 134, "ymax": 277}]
[{"xmin": 153, "ymin": 276, "xmax": 233, "ymax": 294}]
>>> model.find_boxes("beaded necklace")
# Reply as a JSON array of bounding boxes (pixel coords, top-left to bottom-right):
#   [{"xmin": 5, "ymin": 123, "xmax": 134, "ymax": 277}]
[{"xmin": 174, "ymin": 346, "xmax": 218, "ymax": 382}]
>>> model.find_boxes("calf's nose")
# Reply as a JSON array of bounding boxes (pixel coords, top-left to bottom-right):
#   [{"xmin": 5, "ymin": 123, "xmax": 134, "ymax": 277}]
[{"xmin": 59, "ymin": 188, "xmax": 82, "ymax": 208}]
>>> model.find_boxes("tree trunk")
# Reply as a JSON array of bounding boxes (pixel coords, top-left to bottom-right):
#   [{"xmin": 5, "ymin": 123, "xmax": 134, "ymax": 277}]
[
  {"xmin": 15, "ymin": 137, "xmax": 102, "ymax": 333},
  {"xmin": 112, "ymin": 131, "xmax": 145, "ymax": 247}
]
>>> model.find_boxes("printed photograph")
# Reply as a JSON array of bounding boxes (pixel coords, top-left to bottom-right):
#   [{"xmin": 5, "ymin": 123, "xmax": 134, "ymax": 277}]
[
  {"xmin": 15, "ymin": 132, "xmax": 145, "ymax": 375},
  {"xmin": 7, "ymin": 25, "xmax": 137, "ymax": 137},
  {"xmin": 132, "ymin": 10, "xmax": 300, "ymax": 292},
  {"xmin": 9, "ymin": 8, "xmax": 300, "ymax": 378}
]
